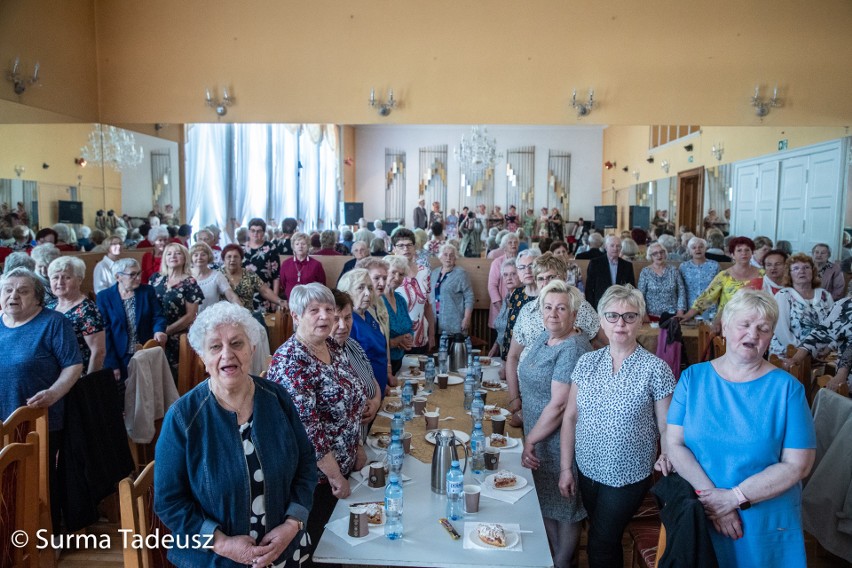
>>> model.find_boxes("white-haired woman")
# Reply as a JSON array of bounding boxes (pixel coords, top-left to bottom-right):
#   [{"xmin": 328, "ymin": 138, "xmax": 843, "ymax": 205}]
[
  {"xmin": 140, "ymin": 225, "xmax": 170, "ymax": 284},
  {"xmin": 149, "ymin": 243, "xmax": 204, "ymax": 368},
  {"xmin": 93, "ymin": 235, "xmax": 125, "ymax": 294},
  {"xmin": 189, "ymin": 242, "xmax": 242, "ymax": 313},
  {"xmin": 560, "ymin": 285, "xmax": 675, "ymax": 568},
  {"xmin": 519, "ymin": 281, "xmax": 591, "ymax": 568},
  {"xmin": 266, "ymin": 283, "xmax": 367, "ymax": 563},
  {"xmin": 668, "ymin": 290, "xmax": 815, "ymax": 566},
  {"xmin": 51, "ymin": 222, "xmax": 77, "ymax": 252},
  {"xmin": 155, "ymin": 302, "xmax": 316, "ymax": 567},
  {"xmin": 383, "ymin": 255, "xmax": 414, "ymax": 375},
  {"xmin": 279, "ymin": 232, "xmax": 326, "ymax": 311},
  {"xmin": 811, "ymin": 243, "xmax": 845, "ymax": 300},
  {"xmin": 47, "ymin": 257, "xmax": 105, "ymax": 374},
  {"xmin": 679, "ymin": 237, "xmax": 721, "ymax": 321},
  {"xmin": 500, "ymin": 248, "xmax": 543, "ymax": 357},
  {"xmin": 637, "ymin": 242, "xmax": 687, "ymax": 320},
  {"xmin": 487, "ymin": 233, "xmax": 521, "ymax": 336},
  {"xmin": 430, "ymin": 243, "xmax": 474, "ymax": 338},
  {"xmin": 31, "ymin": 242, "xmax": 61, "ymax": 304}
]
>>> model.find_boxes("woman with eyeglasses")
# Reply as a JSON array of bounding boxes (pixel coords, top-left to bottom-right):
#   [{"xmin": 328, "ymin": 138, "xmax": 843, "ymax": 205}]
[
  {"xmin": 559, "ymin": 285, "xmax": 675, "ymax": 568},
  {"xmin": 637, "ymin": 242, "xmax": 687, "ymax": 320},
  {"xmin": 96, "ymin": 257, "xmax": 168, "ymax": 381}
]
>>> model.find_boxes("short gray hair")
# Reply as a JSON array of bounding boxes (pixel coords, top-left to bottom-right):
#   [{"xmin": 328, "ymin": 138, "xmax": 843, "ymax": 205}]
[
  {"xmin": 439, "ymin": 242, "xmax": 459, "ymax": 257},
  {"xmin": 500, "ymin": 232, "xmax": 519, "ymax": 248},
  {"xmin": 646, "ymin": 242, "xmax": 666, "ymax": 260},
  {"xmin": 538, "ymin": 279, "xmax": 583, "ymax": 313},
  {"xmin": 147, "ymin": 225, "xmax": 170, "ymax": 242},
  {"xmin": 189, "ymin": 242, "xmax": 214, "ymax": 264},
  {"xmin": 604, "ymin": 235, "xmax": 622, "ymax": 248},
  {"xmin": 588, "ymin": 233, "xmax": 604, "ymax": 248},
  {"xmin": 1, "ymin": 268, "xmax": 45, "ymax": 306},
  {"xmin": 288, "ymin": 282, "xmax": 335, "ymax": 317},
  {"xmin": 382, "ymin": 254, "xmax": 409, "ymax": 274},
  {"xmin": 351, "ymin": 240, "xmax": 369, "ymax": 254},
  {"xmin": 721, "ymin": 289, "xmax": 779, "ymax": 331},
  {"xmin": 517, "ymin": 248, "xmax": 541, "ymax": 264},
  {"xmin": 658, "ymin": 234, "xmax": 677, "ymax": 252},
  {"xmin": 621, "ymin": 238, "xmax": 639, "ymax": 258},
  {"xmin": 52, "ymin": 223, "xmax": 72, "ymax": 243},
  {"xmin": 688, "ymin": 237, "xmax": 707, "ymax": 250},
  {"xmin": 374, "ymin": 219, "xmax": 383, "ymax": 229},
  {"xmin": 812, "ymin": 243, "xmax": 831, "ymax": 255},
  {"xmin": 3, "ymin": 252, "xmax": 35, "ymax": 274},
  {"xmin": 501, "ymin": 257, "xmax": 517, "ymax": 270},
  {"xmin": 48, "ymin": 256, "xmax": 86, "ymax": 280},
  {"xmin": 357, "ymin": 256, "xmax": 390, "ymax": 272},
  {"xmin": 31, "ymin": 243, "xmax": 61, "ymax": 267},
  {"xmin": 598, "ymin": 284, "xmax": 646, "ymax": 321},
  {"xmin": 114, "ymin": 226, "xmax": 128, "ymax": 239},
  {"xmin": 112, "ymin": 257, "xmax": 140, "ymax": 279},
  {"xmin": 188, "ymin": 301, "xmax": 265, "ymax": 355}
]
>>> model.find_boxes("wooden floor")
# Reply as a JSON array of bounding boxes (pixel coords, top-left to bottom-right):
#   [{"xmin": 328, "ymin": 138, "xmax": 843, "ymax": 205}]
[{"xmin": 57, "ymin": 520, "xmax": 850, "ymax": 568}]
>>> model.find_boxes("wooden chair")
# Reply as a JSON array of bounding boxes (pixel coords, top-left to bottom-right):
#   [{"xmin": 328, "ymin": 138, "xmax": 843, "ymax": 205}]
[
  {"xmin": 711, "ymin": 335, "xmax": 727, "ymax": 357},
  {"xmin": 770, "ymin": 345, "xmax": 814, "ymax": 403},
  {"xmin": 177, "ymin": 333, "xmax": 207, "ymax": 396},
  {"xmin": 1, "ymin": 406, "xmax": 55, "ymax": 568},
  {"xmin": 697, "ymin": 321, "xmax": 713, "ymax": 361},
  {"xmin": 269, "ymin": 309, "xmax": 294, "ymax": 354},
  {"xmin": 0, "ymin": 432, "xmax": 40, "ymax": 568},
  {"xmin": 118, "ymin": 461, "xmax": 174, "ymax": 568},
  {"xmin": 816, "ymin": 374, "xmax": 850, "ymax": 397}
]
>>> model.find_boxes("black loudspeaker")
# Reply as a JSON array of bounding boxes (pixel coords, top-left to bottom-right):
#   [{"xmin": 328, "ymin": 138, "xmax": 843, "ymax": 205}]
[
  {"xmin": 629, "ymin": 206, "xmax": 651, "ymax": 229},
  {"xmin": 341, "ymin": 202, "xmax": 364, "ymax": 225},
  {"xmin": 58, "ymin": 200, "xmax": 84, "ymax": 224},
  {"xmin": 594, "ymin": 205, "xmax": 617, "ymax": 229}
]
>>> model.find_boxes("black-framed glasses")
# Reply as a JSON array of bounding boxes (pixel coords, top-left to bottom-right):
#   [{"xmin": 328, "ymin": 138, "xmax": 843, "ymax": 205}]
[
  {"xmin": 120, "ymin": 271, "xmax": 142, "ymax": 279},
  {"xmin": 603, "ymin": 311, "xmax": 640, "ymax": 324},
  {"xmin": 536, "ymin": 274, "xmax": 558, "ymax": 284},
  {"xmin": 394, "ymin": 242, "xmax": 414, "ymax": 249}
]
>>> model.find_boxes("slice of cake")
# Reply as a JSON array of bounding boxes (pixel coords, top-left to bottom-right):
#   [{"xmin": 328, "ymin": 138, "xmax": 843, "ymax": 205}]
[
  {"xmin": 365, "ymin": 502, "xmax": 383, "ymax": 524},
  {"xmin": 489, "ymin": 433, "xmax": 507, "ymax": 447},
  {"xmin": 477, "ymin": 523, "xmax": 507, "ymax": 547},
  {"xmin": 484, "ymin": 405, "xmax": 503, "ymax": 417},
  {"xmin": 493, "ymin": 470, "xmax": 517, "ymax": 488}
]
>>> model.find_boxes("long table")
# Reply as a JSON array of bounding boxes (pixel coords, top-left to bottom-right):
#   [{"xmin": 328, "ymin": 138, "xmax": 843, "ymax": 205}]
[{"xmin": 313, "ymin": 368, "xmax": 554, "ymax": 568}]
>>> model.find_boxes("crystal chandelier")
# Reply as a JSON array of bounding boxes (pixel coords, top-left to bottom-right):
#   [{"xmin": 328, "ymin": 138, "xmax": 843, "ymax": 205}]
[
  {"xmin": 454, "ymin": 126, "xmax": 502, "ymax": 173},
  {"xmin": 80, "ymin": 124, "xmax": 144, "ymax": 170}
]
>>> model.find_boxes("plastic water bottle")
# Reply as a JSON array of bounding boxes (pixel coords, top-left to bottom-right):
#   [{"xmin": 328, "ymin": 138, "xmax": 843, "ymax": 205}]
[
  {"xmin": 384, "ymin": 473, "xmax": 404, "ymax": 540},
  {"xmin": 445, "ymin": 460, "xmax": 464, "ymax": 521},
  {"xmin": 402, "ymin": 381, "xmax": 414, "ymax": 421},
  {"xmin": 388, "ymin": 434, "xmax": 404, "ymax": 474},
  {"xmin": 463, "ymin": 369, "xmax": 475, "ymax": 410},
  {"xmin": 424, "ymin": 358, "xmax": 436, "ymax": 394},
  {"xmin": 470, "ymin": 421, "xmax": 486, "ymax": 474},
  {"xmin": 471, "ymin": 391, "xmax": 485, "ymax": 424},
  {"xmin": 472, "ymin": 356, "xmax": 482, "ymax": 391},
  {"xmin": 438, "ymin": 334, "xmax": 449, "ymax": 374},
  {"xmin": 391, "ymin": 413, "xmax": 404, "ymax": 440}
]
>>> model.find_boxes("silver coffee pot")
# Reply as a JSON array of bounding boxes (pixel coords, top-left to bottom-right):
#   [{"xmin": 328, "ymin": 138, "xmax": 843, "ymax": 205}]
[
  {"xmin": 448, "ymin": 333, "xmax": 468, "ymax": 373},
  {"xmin": 430, "ymin": 429, "xmax": 469, "ymax": 494}
]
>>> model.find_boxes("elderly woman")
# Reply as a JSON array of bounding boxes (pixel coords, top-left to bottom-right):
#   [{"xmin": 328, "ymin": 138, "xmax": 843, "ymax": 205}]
[
  {"xmin": 812, "ymin": 243, "xmax": 845, "ymax": 300},
  {"xmin": 155, "ymin": 302, "xmax": 316, "ymax": 567},
  {"xmin": 500, "ymin": 248, "xmax": 542, "ymax": 357},
  {"xmin": 244, "ymin": 218, "xmax": 284, "ymax": 301},
  {"xmin": 519, "ymin": 281, "xmax": 591, "ymax": 568},
  {"xmin": 459, "ymin": 210, "xmax": 483, "ymax": 258},
  {"xmin": 97, "ymin": 258, "xmax": 168, "ymax": 380},
  {"xmin": 337, "ymin": 240, "xmax": 369, "ymax": 283},
  {"xmin": 149, "ymin": 243, "xmax": 204, "ymax": 368},
  {"xmin": 314, "ymin": 230, "xmax": 342, "ymax": 256},
  {"xmin": 189, "ymin": 242, "xmax": 242, "ymax": 313},
  {"xmin": 220, "ymin": 244, "xmax": 285, "ymax": 311},
  {"xmin": 490, "ymin": 257, "xmax": 521, "ymax": 358},
  {"xmin": 548, "ymin": 208, "xmax": 565, "ymax": 242},
  {"xmin": 426, "ymin": 222, "xmax": 446, "ymax": 256},
  {"xmin": 331, "ymin": 289, "xmax": 381, "ymax": 440},
  {"xmin": 619, "ymin": 237, "xmax": 640, "ymax": 261},
  {"xmin": 266, "ymin": 283, "xmax": 367, "ymax": 563},
  {"xmin": 370, "ymin": 237, "xmax": 388, "ymax": 257},
  {"xmin": 47, "ymin": 257, "xmax": 106, "ymax": 374},
  {"xmin": 195, "ymin": 228, "xmax": 223, "ymax": 266},
  {"xmin": 487, "ymin": 233, "xmax": 520, "ymax": 335},
  {"xmin": 382, "ymin": 255, "xmax": 414, "ymax": 374},
  {"xmin": 51, "ymin": 223, "xmax": 78, "ymax": 252},
  {"xmin": 140, "ymin": 225, "xmax": 170, "ymax": 284},
  {"xmin": 679, "ymin": 237, "xmax": 720, "ymax": 321},
  {"xmin": 560, "ymin": 285, "xmax": 675, "ymax": 568},
  {"xmin": 93, "ymin": 235, "xmax": 124, "ymax": 293},
  {"xmin": 339, "ymin": 269, "xmax": 393, "ymax": 396},
  {"xmin": 358, "ymin": 256, "xmax": 391, "ymax": 340},
  {"xmin": 549, "ymin": 241, "xmax": 583, "ymax": 289},
  {"xmin": 770, "ymin": 253, "xmax": 833, "ymax": 356},
  {"xmin": 667, "ymin": 290, "xmax": 816, "ymax": 566},
  {"xmin": 0, "ymin": 268, "xmax": 83, "ymax": 529},
  {"xmin": 31, "ymin": 242, "xmax": 61, "ymax": 303},
  {"xmin": 279, "ymin": 232, "xmax": 326, "ymax": 311},
  {"xmin": 638, "ymin": 242, "xmax": 687, "ymax": 319},
  {"xmin": 487, "ymin": 231, "xmax": 519, "ymax": 260},
  {"xmin": 430, "ymin": 243, "xmax": 474, "ymax": 339},
  {"xmin": 680, "ymin": 236, "xmax": 764, "ymax": 330}
]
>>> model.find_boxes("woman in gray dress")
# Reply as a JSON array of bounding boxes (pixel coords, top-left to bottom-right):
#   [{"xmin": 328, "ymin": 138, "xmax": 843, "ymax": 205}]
[{"xmin": 519, "ymin": 280, "xmax": 591, "ymax": 568}]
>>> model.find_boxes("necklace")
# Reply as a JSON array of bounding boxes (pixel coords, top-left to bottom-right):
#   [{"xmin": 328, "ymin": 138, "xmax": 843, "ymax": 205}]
[
  {"xmin": 296, "ymin": 332, "xmax": 328, "ymax": 360},
  {"xmin": 212, "ymin": 380, "xmax": 254, "ymax": 421}
]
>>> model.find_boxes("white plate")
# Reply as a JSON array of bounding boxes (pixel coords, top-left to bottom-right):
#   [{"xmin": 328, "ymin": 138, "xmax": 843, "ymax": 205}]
[
  {"xmin": 398, "ymin": 370, "xmax": 426, "ymax": 381},
  {"xmin": 486, "ymin": 436, "xmax": 519, "ymax": 449},
  {"xmin": 467, "ymin": 526, "xmax": 520, "ymax": 550},
  {"xmin": 480, "ymin": 382, "xmax": 507, "ymax": 391},
  {"xmin": 445, "ymin": 374, "xmax": 464, "ymax": 386},
  {"xmin": 424, "ymin": 429, "xmax": 470, "ymax": 445},
  {"xmin": 466, "ymin": 406, "xmax": 511, "ymax": 420},
  {"xmin": 366, "ymin": 436, "xmax": 390, "ymax": 452},
  {"xmin": 484, "ymin": 473, "xmax": 528, "ymax": 491}
]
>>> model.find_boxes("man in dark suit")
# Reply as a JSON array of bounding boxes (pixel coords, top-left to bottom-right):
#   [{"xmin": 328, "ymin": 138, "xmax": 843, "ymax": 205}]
[
  {"xmin": 574, "ymin": 232, "xmax": 605, "ymax": 260},
  {"xmin": 413, "ymin": 199, "xmax": 428, "ymax": 230},
  {"xmin": 585, "ymin": 235, "xmax": 636, "ymax": 309}
]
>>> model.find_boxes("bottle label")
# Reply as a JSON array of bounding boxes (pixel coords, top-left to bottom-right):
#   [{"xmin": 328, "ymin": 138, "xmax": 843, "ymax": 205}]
[
  {"xmin": 447, "ymin": 480, "xmax": 463, "ymax": 495},
  {"xmin": 386, "ymin": 497, "xmax": 403, "ymax": 514},
  {"xmin": 389, "ymin": 450, "xmax": 403, "ymax": 467}
]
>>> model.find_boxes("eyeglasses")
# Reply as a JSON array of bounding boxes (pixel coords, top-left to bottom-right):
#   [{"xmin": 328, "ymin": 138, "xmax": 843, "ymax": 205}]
[
  {"xmin": 394, "ymin": 242, "xmax": 414, "ymax": 249},
  {"xmin": 516, "ymin": 264, "xmax": 531, "ymax": 271},
  {"xmin": 536, "ymin": 274, "xmax": 558, "ymax": 284},
  {"xmin": 603, "ymin": 311, "xmax": 640, "ymax": 324},
  {"xmin": 650, "ymin": 251, "xmax": 665, "ymax": 257},
  {"xmin": 120, "ymin": 271, "xmax": 142, "ymax": 279}
]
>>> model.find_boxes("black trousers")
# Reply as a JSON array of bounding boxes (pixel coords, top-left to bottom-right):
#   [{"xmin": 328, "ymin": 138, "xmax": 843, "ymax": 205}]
[{"xmin": 304, "ymin": 481, "xmax": 340, "ymax": 568}]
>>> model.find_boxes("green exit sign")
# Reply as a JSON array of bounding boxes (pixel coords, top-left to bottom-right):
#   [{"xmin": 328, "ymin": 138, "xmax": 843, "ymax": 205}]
[{"xmin": 778, "ymin": 139, "xmax": 788, "ymax": 151}]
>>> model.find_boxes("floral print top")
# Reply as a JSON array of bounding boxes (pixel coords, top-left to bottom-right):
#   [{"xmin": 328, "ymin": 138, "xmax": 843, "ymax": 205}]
[
  {"xmin": 266, "ymin": 336, "xmax": 367, "ymax": 482},
  {"xmin": 396, "ymin": 264, "xmax": 431, "ymax": 349},
  {"xmin": 150, "ymin": 273, "xmax": 204, "ymax": 366},
  {"xmin": 771, "ymin": 287, "xmax": 834, "ymax": 355},
  {"xmin": 638, "ymin": 265, "xmax": 688, "ymax": 316},
  {"xmin": 690, "ymin": 269, "xmax": 764, "ymax": 316},
  {"xmin": 679, "ymin": 259, "xmax": 720, "ymax": 319},
  {"xmin": 222, "ymin": 268, "xmax": 265, "ymax": 310},
  {"xmin": 46, "ymin": 297, "xmax": 105, "ymax": 371},
  {"xmin": 243, "ymin": 240, "xmax": 283, "ymax": 288},
  {"xmin": 501, "ymin": 286, "xmax": 537, "ymax": 356}
]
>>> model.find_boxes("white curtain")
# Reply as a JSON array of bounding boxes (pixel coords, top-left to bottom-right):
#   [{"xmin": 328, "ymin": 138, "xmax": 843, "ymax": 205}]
[{"xmin": 186, "ymin": 123, "xmax": 340, "ymax": 236}]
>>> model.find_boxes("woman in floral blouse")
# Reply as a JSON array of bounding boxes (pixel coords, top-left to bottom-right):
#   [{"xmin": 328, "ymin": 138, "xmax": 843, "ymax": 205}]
[
  {"xmin": 771, "ymin": 253, "xmax": 834, "ymax": 356},
  {"xmin": 150, "ymin": 243, "xmax": 204, "ymax": 367},
  {"xmin": 243, "ymin": 217, "xmax": 283, "ymax": 302},
  {"xmin": 47, "ymin": 256, "xmax": 105, "ymax": 374},
  {"xmin": 266, "ymin": 283, "xmax": 367, "ymax": 564},
  {"xmin": 637, "ymin": 242, "xmax": 688, "ymax": 319},
  {"xmin": 220, "ymin": 244, "xmax": 285, "ymax": 311}
]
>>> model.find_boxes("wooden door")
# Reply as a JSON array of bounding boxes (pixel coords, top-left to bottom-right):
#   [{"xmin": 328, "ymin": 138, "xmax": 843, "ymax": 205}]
[
  {"xmin": 677, "ymin": 167, "xmax": 704, "ymax": 234},
  {"xmin": 733, "ymin": 164, "xmax": 759, "ymax": 237}
]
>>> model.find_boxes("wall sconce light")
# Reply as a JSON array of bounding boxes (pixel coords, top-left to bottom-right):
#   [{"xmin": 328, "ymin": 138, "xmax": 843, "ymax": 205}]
[
  {"xmin": 621, "ymin": 166, "xmax": 629, "ymax": 173},
  {"xmin": 660, "ymin": 160, "xmax": 670, "ymax": 174},
  {"xmin": 683, "ymin": 144, "xmax": 694, "ymax": 152},
  {"xmin": 711, "ymin": 143, "xmax": 724, "ymax": 161},
  {"xmin": 205, "ymin": 87, "xmax": 235, "ymax": 117},
  {"xmin": 75, "ymin": 158, "xmax": 87, "ymax": 167},
  {"xmin": 369, "ymin": 88, "xmax": 397, "ymax": 117},
  {"xmin": 645, "ymin": 157, "xmax": 654, "ymax": 164},
  {"xmin": 751, "ymin": 86, "xmax": 781, "ymax": 118},
  {"xmin": 7, "ymin": 57, "xmax": 40, "ymax": 95},
  {"xmin": 632, "ymin": 171, "xmax": 640, "ymax": 181},
  {"xmin": 571, "ymin": 89, "xmax": 595, "ymax": 118},
  {"xmin": 14, "ymin": 165, "xmax": 25, "ymax": 177},
  {"xmin": 604, "ymin": 160, "xmax": 616, "ymax": 170}
]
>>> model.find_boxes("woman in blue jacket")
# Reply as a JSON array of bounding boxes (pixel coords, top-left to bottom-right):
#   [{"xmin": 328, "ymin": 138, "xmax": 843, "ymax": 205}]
[{"xmin": 155, "ymin": 302, "xmax": 316, "ymax": 567}]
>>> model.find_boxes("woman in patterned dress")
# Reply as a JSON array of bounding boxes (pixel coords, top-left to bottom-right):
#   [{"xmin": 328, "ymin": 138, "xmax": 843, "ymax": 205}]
[
  {"xmin": 770, "ymin": 253, "xmax": 834, "ymax": 356},
  {"xmin": 679, "ymin": 237, "xmax": 720, "ymax": 321},
  {"xmin": 811, "ymin": 243, "xmax": 846, "ymax": 300},
  {"xmin": 155, "ymin": 302, "xmax": 316, "ymax": 568},
  {"xmin": 244, "ymin": 217, "xmax": 284, "ymax": 302},
  {"xmin": 220, "ymin": 244, "xmax": 286, "ymax": 311},
  {"xmin": 560, "ymin": 285, "xmax": 675, "ymax": 568},
  {"xmin": 47, "ymin": 256, "xmax": 105, "ymax": 374},
  {"xmin": 149, "ymin": 243, "xmax": 204, "ymax": 368},
  {"xmin": 266, "ymin": 283, "xmax": 367, "ymax": 566},
  {"xmin": 637, "ymin": 242, "xmax": 688, "ymax": 319},
  {"xmin": 518, "ymin": 281, "xmax": 590, "ymax": 568}
]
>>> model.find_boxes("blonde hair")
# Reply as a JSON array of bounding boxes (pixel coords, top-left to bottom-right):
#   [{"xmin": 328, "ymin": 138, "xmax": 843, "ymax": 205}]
[
  {"xmin": 159, "ymin": 243, "xmax": 190, "ymax": 276},
  {"xmin": 538, "ymin": 279, "xmax": 583, "ymax": 313}
]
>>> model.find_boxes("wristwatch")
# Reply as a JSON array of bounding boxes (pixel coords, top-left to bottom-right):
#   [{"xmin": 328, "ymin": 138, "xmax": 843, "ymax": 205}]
[
  {"xmin": 286, "ymin": 516, "xmax": 304, "ymax": 531},
  {"xmin": 732, "ymin": 486, "xmax": 751, "ymax": 510}
]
